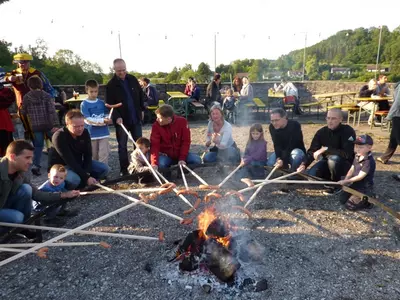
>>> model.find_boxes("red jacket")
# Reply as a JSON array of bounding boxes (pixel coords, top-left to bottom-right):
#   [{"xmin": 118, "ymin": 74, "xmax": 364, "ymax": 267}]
[
  {"xmin": 150, "ymin": 116, "xmax": 191, "ymax": 165},
  {"xmin": 0, "ymin": 86, "xmax": 15, "ymax": 132}
]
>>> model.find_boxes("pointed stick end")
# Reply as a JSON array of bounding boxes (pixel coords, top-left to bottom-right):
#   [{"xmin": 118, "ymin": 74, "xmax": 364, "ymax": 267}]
[
  {"xmin": 99, "ymin": 242, "xmax": 112, "ymax": 249},
  {"xmin": 158, "ymin": 232, "xmax": 165, "ymax": 242}
]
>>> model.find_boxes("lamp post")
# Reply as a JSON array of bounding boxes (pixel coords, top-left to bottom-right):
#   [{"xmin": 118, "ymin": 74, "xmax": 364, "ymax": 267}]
[
  {"xmin": 214, "ymin": 32, "xmax": 219, "ymax": 72},
  {"xmin": 118, "ymin": 31, "xmax": 122, "ymax": 58},
  {"xmin": 375, "ymin": 26, "xmax": 383, "ymax": 80},
  {"xmin": 299, "ymin": 32, "xmax": 307, "ymax": 82}
]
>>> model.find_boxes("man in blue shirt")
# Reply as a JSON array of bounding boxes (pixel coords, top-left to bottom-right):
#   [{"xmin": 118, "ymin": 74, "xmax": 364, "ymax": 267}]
[{"xmin": 106, "ymin": 59, "xmax": 146, "ymax": 176}]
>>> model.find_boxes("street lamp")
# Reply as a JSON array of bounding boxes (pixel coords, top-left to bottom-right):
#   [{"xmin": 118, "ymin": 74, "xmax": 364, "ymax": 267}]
[
  {"xmin": 301, "ymin": 32, "xmax": 307, "ymax": 82},
  {"xmin": 214, "ymin": 32, "xmax": 219, "ymax": 72},
  {"xmin": 375, "ymin": 26, "xmax": 383, "ymax": 80}
]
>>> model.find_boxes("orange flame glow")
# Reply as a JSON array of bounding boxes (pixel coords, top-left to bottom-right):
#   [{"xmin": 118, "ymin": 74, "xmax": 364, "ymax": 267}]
[{"xmin": 197, "ymin": 207, "xmax": 231, "ymax": 248}]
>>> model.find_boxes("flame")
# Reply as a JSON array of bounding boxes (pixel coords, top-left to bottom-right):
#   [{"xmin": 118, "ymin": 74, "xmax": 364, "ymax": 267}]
[
  {"xmin": 197, "ymin": 207, "xmax": 231, "ymax": 248},
  {"xmin": 198, "ymin": 207, "xmax": 217, "ymax": 236}
]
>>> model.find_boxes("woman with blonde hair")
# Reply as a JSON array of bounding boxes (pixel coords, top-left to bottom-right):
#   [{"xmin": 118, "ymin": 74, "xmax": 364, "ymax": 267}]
[{"xmin": 203, "ymin": 105, "xmax": 240, "ymax": 164}]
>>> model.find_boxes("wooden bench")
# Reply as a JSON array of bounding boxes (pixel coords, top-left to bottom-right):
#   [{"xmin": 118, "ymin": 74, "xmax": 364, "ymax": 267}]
[
  {"xmin": 252, "ymin": 97, "xmax": 267, "ymax": 113},
  {"xmin": 375, "ymin": 110, "xmax": 391, "ymax": 131},
  {"xmin": 146, "ymin": 100, "xmax": 165, "ymax": 121},
  {"xmin": 190, "ymin": 101, "xmax": 206, "ymax": 114}
]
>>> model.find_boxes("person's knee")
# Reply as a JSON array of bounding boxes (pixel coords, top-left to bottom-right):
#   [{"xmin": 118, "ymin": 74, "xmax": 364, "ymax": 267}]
[
  {"xmin": 0, "ymin": 210, "xmax": 25, "ymax": 224},
  {"xmin": 327, "ymin": 155, "xmax": 342, "ymax": 169},
  {"xmin": 17, "ymin": 184, "xmax": 32, "ymax": 199},
  {"xmin": 66, "ymin": 172, "xmax": 81, "ymax": 189},
  {"xmin": 158, "ymin": 157, "xmax": 171, "ymax": 169},
  {"xmin": 187, "ymin": 153, "xmax": 202, "ymax": 165}
]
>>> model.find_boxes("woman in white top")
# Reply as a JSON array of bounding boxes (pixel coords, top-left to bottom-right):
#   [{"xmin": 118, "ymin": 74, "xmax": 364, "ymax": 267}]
[
  {"xmin": 239, "ymin": 76, "xmax": 254, "ymax": 104},
  {"xmin": 203, "ymin": 105, "xmax": 240, "ymax": 164}
]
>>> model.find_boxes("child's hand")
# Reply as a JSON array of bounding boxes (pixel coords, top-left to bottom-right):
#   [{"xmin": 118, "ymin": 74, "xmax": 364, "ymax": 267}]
[
  {"xmin": 338, "ymin": 179, "xmax": 350, "ymax": 186},
  {"xmin": 61, "ymin": 190, "xmax": 80, "ymax": 198},
  {"xmin": 239, "ymin": 160, "xmax": 246, "ymax": 167},
  {"xmin": 274, "ymin": 159, "xmax": 283, "ymax": 168}
]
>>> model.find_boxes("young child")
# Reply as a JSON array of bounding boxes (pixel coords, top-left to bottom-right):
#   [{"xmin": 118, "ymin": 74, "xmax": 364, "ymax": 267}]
[
  {"xmin": 128, "ymin": 137, "xmax": 153, "ymax": 183},
  {"xmin": 35, "ymin": 164, "xmax": 69, "ymax": 219},
  {"xmin": 21, "ymin": 76, "xmax": 59, "ymax": 176},
  {"xmin": 338, "ymin": 134, "xmax": 375, "ymax": 211},
  {"xmin": 80, "ymin": 79, "xmax": 111, "ymax": 165},
  {"xmin": 222, "ymin": 88, "xmax": 236, "ymax": 122},
  {"xmin": 238, "ymin": 123, "xmax": 268, "ymax": 187}
]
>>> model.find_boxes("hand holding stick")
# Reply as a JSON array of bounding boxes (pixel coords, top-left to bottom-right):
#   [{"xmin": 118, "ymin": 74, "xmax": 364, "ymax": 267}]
[{"xmin": 244, "ymin": 165, "xmax": 278, "ymax": 208}]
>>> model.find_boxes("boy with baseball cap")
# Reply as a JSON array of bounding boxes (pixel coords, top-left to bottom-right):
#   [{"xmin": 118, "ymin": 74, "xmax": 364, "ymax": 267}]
[{"xmin": 338, "ymin": 134, "xmax": 375, "ymax": 210}]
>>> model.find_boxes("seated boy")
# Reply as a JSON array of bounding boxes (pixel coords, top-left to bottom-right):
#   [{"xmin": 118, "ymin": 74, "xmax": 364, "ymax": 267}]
[
  {"xmin": 36, "ymin": 164, "xmax": 75, "ymax": 220},
  {"xmin": 337, "ymin": 134, "xmax": 375, "ymax": 211},
  {"xmin": 128, "ymin": 137, "xmax": 154, "ymax": 184}
]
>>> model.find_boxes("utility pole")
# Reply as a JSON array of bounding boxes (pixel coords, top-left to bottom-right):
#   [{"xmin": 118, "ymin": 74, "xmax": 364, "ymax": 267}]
[
  {"xmin": 302, "ymin": 32, "xmax": 307, "ymax": 82},
  {"xmin": 118, "ymin": 31, "xmax": 122, "ymax": 58},
  {"xmin": 214, "ymin": 33, "xmax": 217, "ymax": 72},
  {"xmin": 375, "ymin": 26, "xmax": 383, "ymax": 80}
]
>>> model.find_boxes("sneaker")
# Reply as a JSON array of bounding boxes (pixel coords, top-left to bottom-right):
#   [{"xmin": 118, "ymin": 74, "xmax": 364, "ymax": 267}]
[
  {"xmin": 322, "ymin": 187, "xmax": 342, "ymax": 196},
  {"xmin": 345, "ymin": 195, "xmax": 373, "ymax": 211},
  {"xmin": 31, "ymin": 167, "xmax": 41, "ymax": 176},
  {"xmin": 56, "ymin": 208, "xmax": 79, "ymax": 218},
  {"xmin": 377, "ymin": 157, "xmax": 387, "ymax": 164}
]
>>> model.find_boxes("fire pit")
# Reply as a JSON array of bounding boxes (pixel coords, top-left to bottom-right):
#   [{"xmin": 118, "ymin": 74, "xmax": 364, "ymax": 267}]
[{"xmin": 166, "ymin": 205, "xmax": 268, "ymax": 294}]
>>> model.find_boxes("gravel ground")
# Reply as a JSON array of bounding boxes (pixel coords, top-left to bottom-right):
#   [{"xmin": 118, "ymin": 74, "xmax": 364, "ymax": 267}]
[{"xmin": 1, "ymin": 116, "xmax": 400, "ymax": 300}]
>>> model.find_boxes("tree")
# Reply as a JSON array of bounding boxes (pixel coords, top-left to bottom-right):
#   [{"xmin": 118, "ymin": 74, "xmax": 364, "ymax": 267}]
[
  {"xmin": 196, "ymin": 62, "xmax": 212, "ymax": 83},
  {"xmin": 248, "ymin": 60, "xmax": 262, "ymax": 82},
  {"xmin": 0, "ymin": 0, "xmax": 10, "ymax": 4}
]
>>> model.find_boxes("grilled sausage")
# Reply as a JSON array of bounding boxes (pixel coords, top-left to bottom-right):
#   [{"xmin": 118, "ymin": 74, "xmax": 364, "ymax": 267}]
[
  {"xmin": 199, "ymin": 184, "xmax": 220, "ymax": 190},
  {"xmin": 225, "ymin": 191, "xmax": 246, "ymax": 202},
  {"xmin": 232, "ymin": 205, "xmax": 252, "ymax": 218}
]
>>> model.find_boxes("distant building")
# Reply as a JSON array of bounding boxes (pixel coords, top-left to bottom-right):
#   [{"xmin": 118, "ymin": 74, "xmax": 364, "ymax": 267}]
[
  {"xmin": 287, "ymin": 70, "xmax": 303, "ymax": 78},
  {"xmin": 366, "ymin": 65, "xmax": 390, "ymax": 73},
  {"xmin": 263, "ymin": 71, "xmax": 282, "ymax": 80},
  {"xmin": 235, "ymin": 72, "xmax": 249, "ymax": 78},
  {"xmin": 330, "ymin": 67, "xmax": 351, "ymax": 75}
]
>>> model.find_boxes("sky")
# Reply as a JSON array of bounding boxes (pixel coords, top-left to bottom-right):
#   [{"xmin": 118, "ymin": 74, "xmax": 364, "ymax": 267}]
[{"xmin": 1, "ymin": 0, "xmax": 399, "ymax": 74}]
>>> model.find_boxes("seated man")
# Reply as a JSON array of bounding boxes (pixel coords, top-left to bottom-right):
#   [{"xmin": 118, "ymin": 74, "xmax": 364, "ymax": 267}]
[
  {"xmin": 150, "ymin": 104, "xmax": 202, "ymax": 169},
  {"xmin": 267, "ymin": 108, "xmax": 306, "ymax": 172},
  {"xmin": 298, "ymin": 108, "xmax": 356, "ymax": 195},
  {"xmin": 0, "ymin": 140, "xmax": 79, "ymax": 225},
  {"xmin": 48, "ymin": 109, "xmax": 110, "ymax": 189}
]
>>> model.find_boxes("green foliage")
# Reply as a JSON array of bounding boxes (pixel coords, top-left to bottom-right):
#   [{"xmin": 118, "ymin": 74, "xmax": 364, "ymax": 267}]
[{"xmin": 0, "ymin": 0, "xmax": 9, "ymax": 4}]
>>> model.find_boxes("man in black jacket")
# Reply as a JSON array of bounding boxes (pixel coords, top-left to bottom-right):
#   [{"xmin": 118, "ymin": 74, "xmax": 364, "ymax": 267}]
[
  {"xmin": 267, "ymin": 108, "xmax": 306, "ymax": 172},
  {"xmin": 298, "ymin": 108, "xmax": 356, "ymax": 194},
  {"xmin": 48, "ymin": 110, "xmax": 110, "ymax": 189},
  {"xmin": 106, "ymin": 59, "xmax": 146, "ymax": 176}
]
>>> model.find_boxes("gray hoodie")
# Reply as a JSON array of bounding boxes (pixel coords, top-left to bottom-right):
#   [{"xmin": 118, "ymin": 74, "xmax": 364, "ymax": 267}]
[{"xmin": 387, "ymin": 82, "xmax": 400, "ymax": 120}]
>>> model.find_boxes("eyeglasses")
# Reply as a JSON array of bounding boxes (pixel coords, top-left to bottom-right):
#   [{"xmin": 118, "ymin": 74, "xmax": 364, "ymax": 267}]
[{"xmin": 326, "ymin": 117, "xmax": 339, "ymax": 121}]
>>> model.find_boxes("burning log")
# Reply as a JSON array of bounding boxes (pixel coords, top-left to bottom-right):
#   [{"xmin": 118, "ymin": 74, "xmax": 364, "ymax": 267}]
[
  {"xmin": 206, "ymin": 219, "xmax": 230, "ymax": 238},
  {"xmin": 204, "ymin": 239, "xmax": 241, "ymax": 282}
]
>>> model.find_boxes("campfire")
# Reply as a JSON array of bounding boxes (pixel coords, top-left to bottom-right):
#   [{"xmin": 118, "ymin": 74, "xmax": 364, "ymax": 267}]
[{"xmin": 172, "ymin": 206, "xmax": 262, "ymax": 284}]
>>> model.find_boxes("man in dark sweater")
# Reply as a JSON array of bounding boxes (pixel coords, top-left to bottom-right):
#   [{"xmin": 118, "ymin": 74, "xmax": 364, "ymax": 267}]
[
  {"xmin": 106, "ymin": 58, "xmax": 145, "ymax": 176},
  {"xmin": 267, "ymin": 108, "xmax": 306, "ymax": 172},
  {"xmin": 48, "ymin": 110, "xmax": 110, "ymax": 189},
  {"xmin": 298, "ymin": 108, "xmax": 356, "ymax": 194}
]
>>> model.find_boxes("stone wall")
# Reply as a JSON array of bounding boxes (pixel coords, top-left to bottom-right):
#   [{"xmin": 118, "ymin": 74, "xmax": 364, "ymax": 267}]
[{"xmin": 56, "ymin": 81, "xmax": 396, "ymax": 104}]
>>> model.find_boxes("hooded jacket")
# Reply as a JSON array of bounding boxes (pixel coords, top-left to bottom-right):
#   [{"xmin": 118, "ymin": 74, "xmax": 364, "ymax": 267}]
[
  {"xmin": 21, "ymin": 90, "xmax": 58, "ymax": 132},
  {"xmin": 387, "ymin": 82, "xmax": 400, "ymax": 120}
]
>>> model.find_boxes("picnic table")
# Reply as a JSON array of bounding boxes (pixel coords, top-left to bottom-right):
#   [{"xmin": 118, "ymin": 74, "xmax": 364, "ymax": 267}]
[
  {"xmin": 65, "ymin": 94, "xmax": 88, "ymax": 108},
  {"xmin": 166, "ymin": 91, "xmax": 190, "ymax": 118},
  {"xmin": 313, "ymin": 91, "xmax": 357, "ymax": 105},
  {"xmin": 354, "ymin": 96, "xmax": 393, "ymax": 128}
]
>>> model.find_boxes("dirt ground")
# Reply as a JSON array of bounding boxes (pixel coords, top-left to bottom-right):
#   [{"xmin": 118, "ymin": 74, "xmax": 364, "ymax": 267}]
[{"xmin": 1, "ymin": 115, "xmax": 399, "ymax": 300}]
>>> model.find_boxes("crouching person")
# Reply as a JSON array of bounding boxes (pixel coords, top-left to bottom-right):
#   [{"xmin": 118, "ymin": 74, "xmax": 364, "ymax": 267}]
[
  {"xmin": 128, "ymin": 137, "xmax": 154, "ymax": 184},
  {"xmin": 48, "ymin": 110, "xmax": 110, "ymax": 189},
  {"xmin": 337, "ymin": 134, "xmax": 375, "ymax": 211},
  {"xmin": 0, "ymin": 140, "xmax": 79, "ymax": 225}
]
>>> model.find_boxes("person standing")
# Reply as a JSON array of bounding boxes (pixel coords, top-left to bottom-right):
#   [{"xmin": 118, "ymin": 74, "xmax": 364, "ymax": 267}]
[{"xmin": 106, "ymin": 59, "xmax": 145, "ymax": 176}]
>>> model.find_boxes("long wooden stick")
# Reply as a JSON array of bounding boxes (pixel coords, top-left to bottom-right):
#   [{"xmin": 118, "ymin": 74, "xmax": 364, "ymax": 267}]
[
  {"xmin": 0, "ymin": 201, "xmax": 140, "ymax": 267},
  {"xmin": 183, "ymin": 165, "xmax": 208, "ymax": 185},
  {"xmin": 0, "ymin": 248, "xmax": 38, "ymax": 253},
  {"xmin": 179, "ymin": 164, "xmax": 189, "ymax": 190},
  {"xmin": 80, "ymin": 187, "xmax": 166, "ymax": 196},
  {"xmin": 96, "ymin": 184, "xmax": 184, "ymax": 221},
  {"xmin": 239, "ymin": 171, "xmax": 300, "ymax": 193},
  {"xmin": 0, "ymin": 242, "xmax": 108, "ymax": 248},
  {"xmin": 0, "ymin": 222, "xmax": 160, "ymax": 241},
  {"xmin": 251, "ymin": 179, "xmax": 342, "ymax": 185},
  {"xmin": 119, "ymin": 123, "xmax": 162, "ymax": 184},
  {"xmin": 244, "ymin": 165, "xmax": 278, "ymax": 208},
  {"xmin": 155, "ymin": 170, "xmax": 193, "ymax": 208},
  {"xmin": 219, "ymin": 164, "xmax": 242, "ymax": 187}
]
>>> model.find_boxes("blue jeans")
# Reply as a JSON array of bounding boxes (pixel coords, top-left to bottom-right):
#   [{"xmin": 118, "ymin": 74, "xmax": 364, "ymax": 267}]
[
  {"xmin": 32, "ymin": 130, "xmax": 53, "ymax": 168},
  {"xmin": 203, "ymin": 146, "xmax": 240, "ymax": 164},
  {"xmin": 158, "ymin": 152, "xmax": 202, "ymax": 169},
  {"xmin": 308, "ymin": 155, "xmax": 351, "ymax": 182},
  {"xmin": 0, "ymin": 184, "xmax": 32, "ymax": 223},
  {"xmin": 267, "ymin": 148, "xmax": 305, "ymax": 172},
  {"xmin": 65, "ymin": 160, "xmax": 110, "ymax": 189}
]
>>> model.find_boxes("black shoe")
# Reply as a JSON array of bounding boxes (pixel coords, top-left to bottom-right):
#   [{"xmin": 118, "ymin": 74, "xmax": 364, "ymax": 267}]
[
  {"xmin": 120, "ymin": 169, "xmax": 129, "ymax": 177},
  {"xmin": 31, "ymin": 167, "xmax": 42, "ymax": 176},
  {"xmin": 56, "ymin": 209, "xmax": 79, "ymax": 218},
  {"xmin": 17, "ymin": 229, "xmax": 38, "ymax": 240},
  {"xmin": 391, "ymin": 174, "xmax": 400, "ymax": 182},
  {"xmin": 323, "ymin": 187, "xmax": 342, "ymax": 196}
]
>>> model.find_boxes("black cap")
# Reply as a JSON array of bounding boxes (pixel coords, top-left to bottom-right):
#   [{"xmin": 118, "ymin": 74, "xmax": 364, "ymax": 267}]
[{"xmin": 355, "ymin": 134, "xmax": 373, "ymax": 145}]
